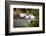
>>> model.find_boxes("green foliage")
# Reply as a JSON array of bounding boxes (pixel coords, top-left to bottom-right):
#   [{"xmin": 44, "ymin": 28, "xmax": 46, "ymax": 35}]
[
  {"xmin": 26, "ymin": 9, "xmax": 39, "ymax": 20},
  {"xmin": 26, "ymin": 9, "xmax": 39, "ymax": 27},
  {"xmin": 28, "ymin": 20, "xmax": 39, "ymax": 27}
]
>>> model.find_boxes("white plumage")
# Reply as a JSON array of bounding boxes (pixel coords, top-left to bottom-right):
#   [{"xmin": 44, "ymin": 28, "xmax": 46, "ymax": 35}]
[
  {"xmin": 29, "ymin": 14, "xmax": 35, "ymax": 19},
  {"xmin": 20, "ymin": 13, "xmax": 26, "ymax": 17},
  {"xmin": 25, "ymin": 15, "xmax": 29, "ymax": 19},
  {"xmin": 19, "ymin": 13, "xmax": 35, "ymax": 19}
]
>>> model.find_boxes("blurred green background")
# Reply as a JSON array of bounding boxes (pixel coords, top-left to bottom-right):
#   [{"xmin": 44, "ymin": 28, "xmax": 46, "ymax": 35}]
[
  {"xmin": 14, "ymin": 8, "xmax": 39, "ymax": 27},
  {"xmin": 26, "ymin": 9, "xmax": 39, "ymax": 27}
]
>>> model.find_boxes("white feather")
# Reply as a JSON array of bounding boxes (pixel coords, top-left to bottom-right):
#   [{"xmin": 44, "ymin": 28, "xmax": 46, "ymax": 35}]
[
  {"xmin": 29, "ymin": 14, "xmax": 35, "ymax": 19},
  {"xmin": 20, "ymin": 13, "xmax": 26, "ymax": 17},
  {"xmin": 25, "ymin": 15, "xmax": 29, "ymax": 19}
]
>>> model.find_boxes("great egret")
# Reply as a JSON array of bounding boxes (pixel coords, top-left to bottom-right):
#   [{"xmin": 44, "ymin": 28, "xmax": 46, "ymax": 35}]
[{"xmin": 19, "ymin": 13, "xmax": 35, "ymax": 19}]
